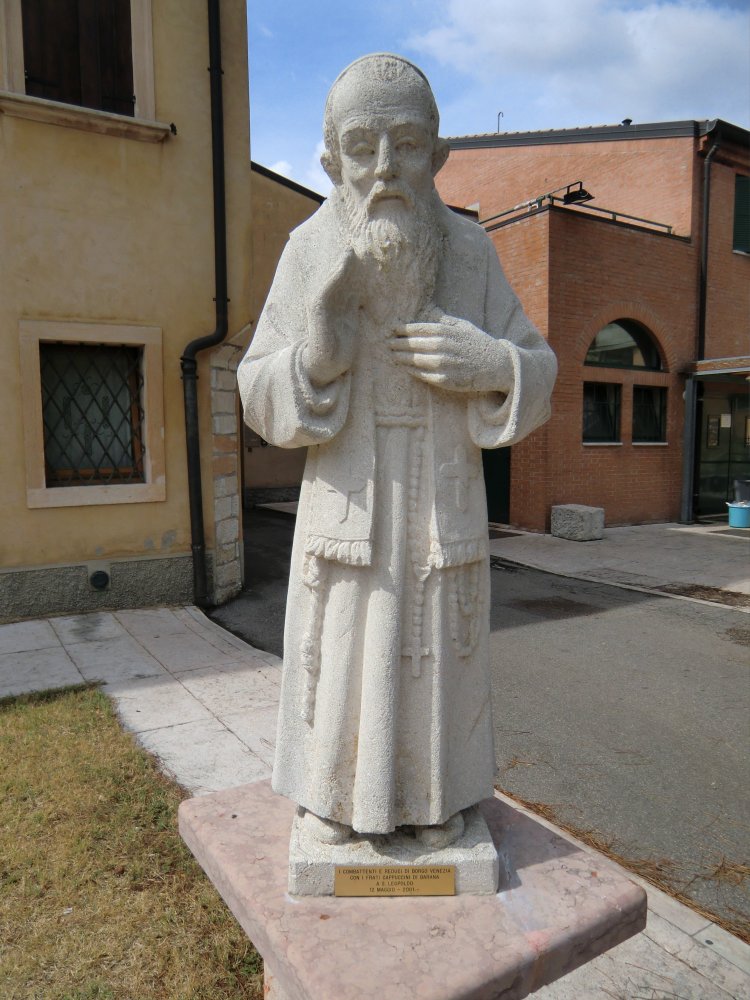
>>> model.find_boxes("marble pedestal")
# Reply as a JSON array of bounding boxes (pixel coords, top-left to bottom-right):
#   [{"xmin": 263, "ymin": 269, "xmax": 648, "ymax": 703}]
[{"xmin": 178, "ymin": 781, "xmax": 646, "ymax": 1000}]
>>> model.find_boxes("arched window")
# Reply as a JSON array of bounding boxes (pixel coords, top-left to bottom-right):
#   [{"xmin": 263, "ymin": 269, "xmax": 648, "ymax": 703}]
[{"xmin": 584, "ymin": 320, "xmax": 662, "ymax": 370}]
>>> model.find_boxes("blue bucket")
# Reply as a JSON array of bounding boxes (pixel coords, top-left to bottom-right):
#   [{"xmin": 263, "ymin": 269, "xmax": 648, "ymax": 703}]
[{"xmin": 727, "ymin": 503, "xmax": 750, "ymax": 528}]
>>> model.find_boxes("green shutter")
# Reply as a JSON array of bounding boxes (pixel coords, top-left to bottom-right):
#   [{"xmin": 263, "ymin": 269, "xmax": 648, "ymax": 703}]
[{"xmin": 734, "ymin": 175, "xmax": 750, "ymax": 254}]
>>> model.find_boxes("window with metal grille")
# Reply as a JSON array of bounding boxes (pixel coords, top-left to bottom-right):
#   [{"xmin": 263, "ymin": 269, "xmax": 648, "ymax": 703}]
[
  {"xmin": 583, "ymin": 382, "xmax": 621, "ymax": 443},
  {"xmin": 633, "ymin": 386, "xmax": 667, "ymax": 443},
  {"xmin": 40, "ymin": 343, "xmax": 145, "ymax": 486},
  {"xmin": 21, "ymin": 0, "xmax": 134, "ymax": 117}
]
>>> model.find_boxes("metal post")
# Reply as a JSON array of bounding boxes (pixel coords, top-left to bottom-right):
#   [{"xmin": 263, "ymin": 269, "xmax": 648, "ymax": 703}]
[{"xmin": 679, "ymin": 378, "xmax": 698, "ymax": 523}]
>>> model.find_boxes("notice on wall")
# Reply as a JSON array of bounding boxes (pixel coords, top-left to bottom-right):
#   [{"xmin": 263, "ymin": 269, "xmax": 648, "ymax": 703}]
[
  {"xmin": 334, "ymin": 865, "xmax": 456, "ymax": 896},
  {"xmin": 720, "ymin": 413, "xmax": 732, "ymax": 429}
]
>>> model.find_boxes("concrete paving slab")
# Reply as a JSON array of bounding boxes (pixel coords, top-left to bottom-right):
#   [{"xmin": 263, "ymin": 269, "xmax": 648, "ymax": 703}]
[
  {"xmin": 65, "ymin": 635, "xmax": 167, "ymax": 684},
  {"xmin": 137, "ymin": 718, "xmax": 271, "ymax": 795},
  {"xmin": 177, "ymin": 664, "xmax": 281, "ymax": 717},
  {"xmin": 0, "ymin": 646, "xmax": 83, "ymax": 698},
  {"xmin": 223, "ymin": 704, "xmax": 279, "ymax": 767},
  {"xmin": 179, "ymin": 607, "xmax": 283, "ymax": 664},
  {"xmin": 635, "ymin": 881, "xmax": 712, "ymax": 936},
  {"xmin": 256, "ymin": 501, "xmax": 298, "ymax": 515},
  {"xmin": 534, "ymin": 923, "xmax": 739, "ymax": 999},
  {"xmin": 490, "ymin": 522, "xmax": 750, "ymax": 599},
  {"xmin": 49, "ymin": 612, "xmax": 126, "ymax": 644},
  {"xmin": 134, "ymin": 632, "xmax": 249, "ymax": 672},
  {"xmin": 195, "ymin": 657, "xmax": 282, "ymax": 688},
  {"xmin": 0, "ymin": 619, "xmax": 60, "ymax": 655},
  {"xmin": 698, "ymin": 922, "xmax": 750, "ymax": 977},
  {"xmin": 114, "ymin": 608, "xmax": 187, "ymax": 638},
  {"xmin": 104, "ymin": 674, "xmax": 214, "ymax": 734},
  {"xmin": 643, "ymin": 910, "xmax": 750, "ymax": 998}
]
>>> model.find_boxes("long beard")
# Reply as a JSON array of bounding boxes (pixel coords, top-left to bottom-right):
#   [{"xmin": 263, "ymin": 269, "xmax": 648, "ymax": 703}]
[{"xmin": 334, "ymin": 184, "xmax": 443, "ymax": 319}]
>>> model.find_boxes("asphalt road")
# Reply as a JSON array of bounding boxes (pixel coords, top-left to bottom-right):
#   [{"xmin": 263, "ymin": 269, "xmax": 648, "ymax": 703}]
[
  {"xmin": 211, "ymin": 508, "xmax": 750, "ymax": 928},
  {"xmin": 488, "ymin": 556, "xmax": 749, "ymax": 930}
]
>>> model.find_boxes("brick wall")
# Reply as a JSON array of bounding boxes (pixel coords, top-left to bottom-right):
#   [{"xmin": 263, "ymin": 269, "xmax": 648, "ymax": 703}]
[
  {"xmin": 491, "ymin": 208, "xmax": 696, "ymax": 529},
  {"xmin": 704, "ymin": 160, "xmax": 750, "ymax": 360},
  {"xmin": 437, "ymin": 135, "xmax": 697, "ymax": 237},
  {"xmin": 491, "ymin": 212, "xmax": 551, "ymax": 529}
]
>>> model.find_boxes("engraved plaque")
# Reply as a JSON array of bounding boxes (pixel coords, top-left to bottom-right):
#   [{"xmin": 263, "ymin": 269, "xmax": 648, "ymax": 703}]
[{"xmin": 334, "ymin": 865, "xmax": 456, "ymax": 897}]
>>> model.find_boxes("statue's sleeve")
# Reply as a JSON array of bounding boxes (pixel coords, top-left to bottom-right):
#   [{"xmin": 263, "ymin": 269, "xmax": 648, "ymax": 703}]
[
  {"xmin": 468, "ymin": 239, "xmax": 557, "ymax": 449},
  {"xmin": 237, "ymin": 240, "xmax": 351, "ymax": 449}
]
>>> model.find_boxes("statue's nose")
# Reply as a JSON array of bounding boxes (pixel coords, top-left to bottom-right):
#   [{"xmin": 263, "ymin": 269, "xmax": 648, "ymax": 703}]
[{"xmin": 374, "ymin": 138, "xmax": 397, "ymax": 179}]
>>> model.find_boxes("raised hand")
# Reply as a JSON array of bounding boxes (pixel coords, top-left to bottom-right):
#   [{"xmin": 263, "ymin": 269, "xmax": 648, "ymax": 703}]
[
  {"xmin": 390, "ymin": 309, "xmax": 513, "ymax": 394},
  {"xmin": 303, "ymin": 248, "xmax": 362, "ymax": 385}
]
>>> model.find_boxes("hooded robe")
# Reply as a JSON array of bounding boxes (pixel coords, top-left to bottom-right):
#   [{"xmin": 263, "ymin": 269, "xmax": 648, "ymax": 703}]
[{"xmin": 238, "ymin": 198, "xmax": 556, "ymax": 833}]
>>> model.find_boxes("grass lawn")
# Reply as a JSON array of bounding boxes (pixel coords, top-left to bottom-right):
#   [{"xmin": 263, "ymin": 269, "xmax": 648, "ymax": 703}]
[{"xmin": 0, "ymin": 686, "xmax": 263, "ymax": 1000}]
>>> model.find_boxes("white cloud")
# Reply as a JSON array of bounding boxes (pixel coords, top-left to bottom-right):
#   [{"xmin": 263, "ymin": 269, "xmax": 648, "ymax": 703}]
[
  {"xmin": 269, "ymin": 159, "xmax": 293, "ymax": 179},
  {"xmin": 305, "ymin": 141, "xmax": 333, "ymax": 197},
  {"xmin": 410, "ymin": 0, "xmax": 750, "ymax": 129}
]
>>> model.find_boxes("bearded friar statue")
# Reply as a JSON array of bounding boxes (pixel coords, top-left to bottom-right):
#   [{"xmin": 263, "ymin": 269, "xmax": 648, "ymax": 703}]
[{"xmin": 238, "ymin": 54, "xmax": 557, "ymax": 893}]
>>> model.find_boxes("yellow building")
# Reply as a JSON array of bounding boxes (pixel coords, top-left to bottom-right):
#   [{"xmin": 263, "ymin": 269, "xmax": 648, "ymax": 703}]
[
  {"xmin": 0, "ymin": 0, "xmax": 256, "ymax": 620},
  {"xmin": 243, "ymin": 162, "xmax": 323, "ymax": 506}
]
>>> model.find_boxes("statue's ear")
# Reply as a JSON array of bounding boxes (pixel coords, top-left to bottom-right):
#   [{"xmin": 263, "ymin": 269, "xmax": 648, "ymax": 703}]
[
  {"xmin": 321, "ymin": 149, "xmax": 341, "ymax": 185},
  {"xmin": 432, "ymin": 138, "xmax": 450, "ymax": 176}
]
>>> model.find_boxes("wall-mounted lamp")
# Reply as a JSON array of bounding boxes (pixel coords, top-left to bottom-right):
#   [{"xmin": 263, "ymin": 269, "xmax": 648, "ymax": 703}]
[{"xmin": 562, "ymin": 181, "xmax": 594, "ymax": 205}]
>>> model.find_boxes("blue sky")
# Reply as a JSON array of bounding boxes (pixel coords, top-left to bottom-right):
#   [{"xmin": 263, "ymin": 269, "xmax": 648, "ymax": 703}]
[{"xmin": 247, "ymin": 0, "xmax": 750, "ymax": 195}]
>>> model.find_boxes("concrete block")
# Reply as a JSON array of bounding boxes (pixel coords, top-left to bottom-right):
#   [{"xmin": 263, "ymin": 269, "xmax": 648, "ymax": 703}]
[
  {"xmin": 212, "ymin": 389, "xmax": 237, "ymax": 414},
  {"xmin": 211, "ymin": 367, "xmax": 239, "ymax": 392},
  {"xmin": 214, "ymin": 475, "xmax": 238, "ymax": 499},
  {"xmin": 215, "ymin": 517, "xmax": 239, "ymax": 546},
  {"xmin": 213, "ymin": 413, "xmax": 237, "ymax": 435},
  {"xmin": 215, "ymin": 561, "xmax": 241, "ymax": 591},
  {"xmin": 551, "ymin": 504, "xmax": 604, "ymax": 541},
  {"xmin": 287, "ymin": 803, "xmax": 499, "ymax": 896}
]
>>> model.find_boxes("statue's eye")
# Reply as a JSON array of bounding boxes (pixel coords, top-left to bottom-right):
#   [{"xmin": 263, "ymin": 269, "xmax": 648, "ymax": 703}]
[
  {"xmin": 349, "ymin": 142, "xmax": 374, "ymax": 157},
  {"xmin": 396, "ymin": 138, "xmax": 417, "ymax": 152}
]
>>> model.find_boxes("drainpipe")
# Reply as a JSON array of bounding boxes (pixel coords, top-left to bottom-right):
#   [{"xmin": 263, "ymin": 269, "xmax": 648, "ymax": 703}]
[
  {"xmin": 679, "ymin": 377, "xmax": 698, "ymax": 523},
  {"xmin": 180, "ymin": 0, "xmax": 228, "ymax": 607}
]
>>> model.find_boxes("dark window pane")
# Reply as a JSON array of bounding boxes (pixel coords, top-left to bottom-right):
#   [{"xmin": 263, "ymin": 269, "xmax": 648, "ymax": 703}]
[
  {"xmin": 21, "ymin": 0, "xmax": 133, "ymax": 116},
  {"xmin": 583, "ymin": 382, "xmax": 621, "ymax": 442},
  {"xmin": 734, "ymin": 175, "xmax": 750, "ymax": 254},
  {"xmin": 40, "ymin": 344, "xmax": 145, "ymax": 486},
  {"xmin": 585, "ymin": 320, "xmax": 662, "ymax": 370},
  {"xmin": 22, "ymin": 0, "xmax": 81, "ymax": 104},
  {"xmin": 633, "ymin": 386, "xmax": 667, "ymax": 443}
]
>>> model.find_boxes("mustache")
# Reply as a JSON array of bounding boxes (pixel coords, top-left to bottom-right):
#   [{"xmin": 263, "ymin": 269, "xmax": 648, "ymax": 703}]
[{"xmin": 367, "ymin": 182, "xmax": 415, "ymax": 213}]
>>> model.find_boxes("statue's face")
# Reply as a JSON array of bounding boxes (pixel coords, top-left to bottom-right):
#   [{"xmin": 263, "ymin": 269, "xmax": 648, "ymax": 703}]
[{"xmin": 333, "ymin": 87, "xmax": 436, "ymax": 219}]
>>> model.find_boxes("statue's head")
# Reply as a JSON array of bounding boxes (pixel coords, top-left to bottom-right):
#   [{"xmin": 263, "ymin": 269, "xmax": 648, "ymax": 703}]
[{"xmin": 321, "ymin": 54, "xmax": 449, "ymax": 216}]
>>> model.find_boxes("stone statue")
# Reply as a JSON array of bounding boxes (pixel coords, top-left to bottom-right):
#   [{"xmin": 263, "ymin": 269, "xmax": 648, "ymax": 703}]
[{"xmin": 238, "ymin": 54, "xmax": 556, "ymax": 878}]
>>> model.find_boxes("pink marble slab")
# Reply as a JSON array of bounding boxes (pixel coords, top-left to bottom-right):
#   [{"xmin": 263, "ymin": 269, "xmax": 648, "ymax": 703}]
[{"xmin": 178, "ymin": 780, "xmax": 646, "ymax": 1000}]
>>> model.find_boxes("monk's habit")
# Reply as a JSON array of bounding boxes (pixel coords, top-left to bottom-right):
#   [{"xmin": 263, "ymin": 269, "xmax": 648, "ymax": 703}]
[{"xmin": 238, "ymin": 200, "xmax": 556, "ymax": 833}]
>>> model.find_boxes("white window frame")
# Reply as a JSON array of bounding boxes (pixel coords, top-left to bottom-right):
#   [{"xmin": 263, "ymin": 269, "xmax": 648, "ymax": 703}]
[
  {"xmin": 20, "ymin": 320, "xmax": 166, "ymax": 509},
  {"xmin": 0, "ymin": 0, "xmax": 169, "ymax": 142}
]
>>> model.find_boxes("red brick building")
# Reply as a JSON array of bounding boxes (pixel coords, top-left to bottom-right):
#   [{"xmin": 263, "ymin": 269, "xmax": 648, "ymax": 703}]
[{"xmin": 437, "ymin": 119, "xmax": 749, "ymax": 529}]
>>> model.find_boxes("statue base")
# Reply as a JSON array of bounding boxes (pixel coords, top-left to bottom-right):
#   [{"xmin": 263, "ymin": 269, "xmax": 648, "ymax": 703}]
[
  {"xmin": 179, "ymin": 780, "xmax": 646, "ymax": 1000},
  {"xmin": 288, "ymin": 805, "xmax": 499, "ymax": 896}
]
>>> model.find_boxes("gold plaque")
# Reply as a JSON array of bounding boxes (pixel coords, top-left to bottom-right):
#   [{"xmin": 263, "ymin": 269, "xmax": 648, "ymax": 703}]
[{"xmin": 334, "ymin": 865, "xmax": 456, "ymax": 897}]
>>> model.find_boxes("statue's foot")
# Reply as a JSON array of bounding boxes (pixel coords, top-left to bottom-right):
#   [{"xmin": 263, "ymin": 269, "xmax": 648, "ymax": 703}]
[
  {"xmin": 303, "ymin": 810, "xmax": 352, "ymax": 845},
  {"xmin": 417, "ymin": 811, "xmax": 465, "ymax": 849}
]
